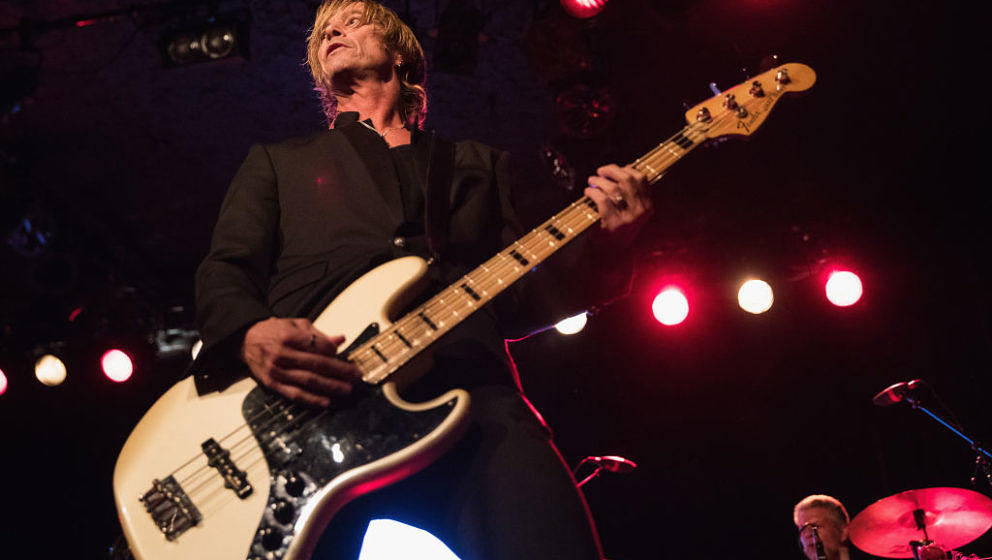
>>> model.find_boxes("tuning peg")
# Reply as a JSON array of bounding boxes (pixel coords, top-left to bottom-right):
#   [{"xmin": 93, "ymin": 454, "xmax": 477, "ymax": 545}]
[{"xmin": 749, "ymin": 80, "xmax": 765, "ymax": 98}]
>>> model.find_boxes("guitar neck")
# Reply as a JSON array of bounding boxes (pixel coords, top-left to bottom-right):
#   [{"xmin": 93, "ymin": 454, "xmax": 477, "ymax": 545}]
[{"xmin": 350, "ymin": 121, "xmax": 710, "ymax": 384}]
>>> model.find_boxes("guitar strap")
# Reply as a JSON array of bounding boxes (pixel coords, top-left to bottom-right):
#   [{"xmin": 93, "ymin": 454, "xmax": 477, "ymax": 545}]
[{"xmin": 423, "ymin": 131, "xmax": 455, "ymax": 264}]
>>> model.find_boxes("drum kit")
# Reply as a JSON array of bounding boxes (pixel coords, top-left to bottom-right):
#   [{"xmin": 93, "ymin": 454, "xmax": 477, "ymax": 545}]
[
  {"xmin": 847, "ymin": 487, "xmax": 992, "ymax": 559},
  {"xmin": 841, "ymin": 381, "xmax": 992, "ymax": 559}
]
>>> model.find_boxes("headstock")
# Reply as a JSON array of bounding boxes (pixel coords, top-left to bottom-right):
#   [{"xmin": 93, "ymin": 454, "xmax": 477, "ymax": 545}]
[{"xmin": 684, "ymin": 63, "xmax": 816, "ymax": 139}]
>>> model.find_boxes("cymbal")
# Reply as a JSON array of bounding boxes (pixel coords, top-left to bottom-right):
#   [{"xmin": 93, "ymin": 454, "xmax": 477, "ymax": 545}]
[{"xmin": 849, "ymin": 487, "xmax": 992, "ymax": 558}]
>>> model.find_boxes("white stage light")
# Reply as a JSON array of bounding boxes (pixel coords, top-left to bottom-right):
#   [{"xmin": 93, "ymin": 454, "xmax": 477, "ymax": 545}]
[
  {"xmin": 737, "ymin": 279, "xmax": 774, "ymax": 314},
  {"xmin": 555, "ymin": 312, "xmax": 588, "ymax": 335},
  {"xmin": 35, "ymin": 354, "xmax": 67, "ymax": 386},
  {"xmin": 358, "ymin": 519, "xmax": 462, "ymax": 560}
]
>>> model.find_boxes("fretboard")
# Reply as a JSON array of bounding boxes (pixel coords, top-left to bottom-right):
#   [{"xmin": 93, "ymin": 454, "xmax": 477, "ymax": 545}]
[{"xmin": 350, "ymin": 120, "xmax": 712, "ymax": 384}]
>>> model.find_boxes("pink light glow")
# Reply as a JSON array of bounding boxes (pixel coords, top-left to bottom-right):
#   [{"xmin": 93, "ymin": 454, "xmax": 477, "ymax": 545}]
[
  {"xmin": 825, "ymin": 270, "xmax": 863, "ymax": 307},
  {"xmin": 101, "ymin": 349, "xmax": 134, "ymax": 382},
  {"xmin": 560, "ymin": 0, "xmax": 608, "ymax": 19},
  {"xmin": 652, "ymin": 288, "xmax": 689, "ymax": 326}
]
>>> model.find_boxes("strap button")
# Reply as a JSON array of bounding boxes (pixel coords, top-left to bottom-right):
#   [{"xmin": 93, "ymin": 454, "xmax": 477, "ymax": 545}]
[{"xmin": 392, "ymin": 237, "xmax": 406, "ymax": 248}]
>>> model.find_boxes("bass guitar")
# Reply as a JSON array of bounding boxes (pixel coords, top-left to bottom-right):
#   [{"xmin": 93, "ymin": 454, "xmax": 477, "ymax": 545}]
[{"xmin": 113, "ymin": 62, "xmax": 816, "ymax": 559}]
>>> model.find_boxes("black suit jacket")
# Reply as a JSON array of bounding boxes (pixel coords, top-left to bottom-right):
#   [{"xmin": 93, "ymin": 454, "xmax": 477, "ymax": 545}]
[{"xmin": 190, "ymin": 118, "xmax": 629, "ymax": 393}]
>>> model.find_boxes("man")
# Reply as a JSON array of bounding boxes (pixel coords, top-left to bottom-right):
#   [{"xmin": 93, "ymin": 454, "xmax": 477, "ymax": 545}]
[
  {"xmin": 190, "ymin": 1, "xmax": 651, "ymax": 558},
  {"xmin": 794, "ymin": 494, "xmax": 872, "ymax": 560}
]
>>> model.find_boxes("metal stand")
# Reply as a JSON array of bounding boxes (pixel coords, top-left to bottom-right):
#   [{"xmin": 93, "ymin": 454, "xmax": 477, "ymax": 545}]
[{"xmin": 905, "ymin": 395, "xmax": 992, "ymax": 486}]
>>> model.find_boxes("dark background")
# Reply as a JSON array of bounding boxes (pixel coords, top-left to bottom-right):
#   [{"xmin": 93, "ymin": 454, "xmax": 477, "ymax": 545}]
[{"xmin": 1, "ymin": 0, "xmax": 989, "ymax": 558}]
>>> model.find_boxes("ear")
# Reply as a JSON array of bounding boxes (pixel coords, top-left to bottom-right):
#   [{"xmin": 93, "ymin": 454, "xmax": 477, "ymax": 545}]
[
  {"xmin": 841, "ymin": 525, "xmax": 849, "ymax": 543},
  {"xmin": 393, "ymin": 53, "xmax": 403, "ymax": 69}
]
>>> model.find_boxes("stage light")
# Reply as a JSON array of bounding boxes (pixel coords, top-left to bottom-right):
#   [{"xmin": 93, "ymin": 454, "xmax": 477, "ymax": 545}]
[
  {"xmin": 560, "ymin": 0, "xmax": 609, "ymax": 19},
  {"xmin": 154, "ymin": 328, "xmax": 199, "ymax": 360},
  {"xmin": 652, "ymin": 288, "xmax": 689, "ymax": 326},
  {"xmin": 825, "ymin": 270, "xmax": 863, "ymax": 307},
  {"xmin": 555, "ymin": 312, "xmax": 588, "ymax": 335},
  {"xmin": 0, "ymin": 368, "xmax": 7, "ymax": 396},
  {"xmin": 358, "ymin": 519, "xmax": 462, "ymax": 560},
  {"xmin": 101, "ymin": 349, "xmax": 133, "ymax": 383},
  {"xmin": 737, "ymin": 279, "xmax": 774, "ymax": 314},
  {"xmin": 160, "ymin": 13, "xmax": 249, "ymax": 68},
  {"xmin": 35, "ymin": 354, "xmax": 67, "ymax": 386}
]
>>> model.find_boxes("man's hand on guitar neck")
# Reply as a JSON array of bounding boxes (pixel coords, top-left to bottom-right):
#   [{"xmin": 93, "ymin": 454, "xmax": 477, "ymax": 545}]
[
  {"xmin": 584, "ymin": 164, "xmax": 653, "ymax": 249},
  {"xmin": 241, "ymin": 317, "xmax": 362, "ymax": 407}
]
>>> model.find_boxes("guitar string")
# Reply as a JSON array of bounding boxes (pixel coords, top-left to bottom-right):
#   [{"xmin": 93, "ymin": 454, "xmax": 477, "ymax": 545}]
[
  {"xmin": 172, "ymin": 115, "xmax": 721, "ymax": 497},
  {"xmin": 174, "ymin": 194, "xmax": 613, "ymax": 494},
  {"xmin": 351, "ymin": 117, "xmax": 718, "ymax": 374},
  {"xmin": 179, "ymin": 71, "xmax": 781, "ymax": 485},
  {"xmin": 172, "ymin": 118, "xmax": 714, "ymax": 497},
  {"xmin": 349, "ymin": 118, "xmax": 715, "ymax": 377},
  {"xmin": 173, "ymin": 196, "xmax": 607, "ymax": 493},
  {"xmin": 168, "ymin": 101, "xmax": 749, "ymax": 501}
]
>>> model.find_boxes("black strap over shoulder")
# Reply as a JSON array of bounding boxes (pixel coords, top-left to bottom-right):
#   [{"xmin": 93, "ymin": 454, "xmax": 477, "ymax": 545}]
[{"xmin": 424, "ymin": 131, "xmax": 455, "ymax": 263}]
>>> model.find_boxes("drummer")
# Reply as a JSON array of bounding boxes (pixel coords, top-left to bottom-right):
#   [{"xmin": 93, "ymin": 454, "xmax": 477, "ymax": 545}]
[{"xmin": 793, "ymin": 494, "xmax": 872, "ymax": 560}]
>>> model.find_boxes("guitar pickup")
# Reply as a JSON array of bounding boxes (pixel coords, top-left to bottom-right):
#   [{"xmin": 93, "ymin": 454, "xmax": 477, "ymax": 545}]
[
  {"xmin": 140, "ymin": 476, "xmax": 202, "ymax": 541},
  {"xmin": 202, "ymin": 437, "xmax": 253, "ymax": 498}
]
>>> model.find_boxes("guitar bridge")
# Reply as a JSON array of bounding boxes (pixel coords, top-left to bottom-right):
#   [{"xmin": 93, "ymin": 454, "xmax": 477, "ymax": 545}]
[{"xmin": 140, "ymin": 476, "xmax": 202, "ymax": 541}]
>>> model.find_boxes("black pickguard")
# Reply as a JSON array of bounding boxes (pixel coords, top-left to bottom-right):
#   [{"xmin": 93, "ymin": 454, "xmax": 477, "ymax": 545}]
[{"xmin": 239, "ymin": 379, "xmax": 457, "ymax": 559}]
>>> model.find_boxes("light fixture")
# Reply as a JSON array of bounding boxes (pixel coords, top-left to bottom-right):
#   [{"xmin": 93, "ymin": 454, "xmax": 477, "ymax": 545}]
[
  {"xmin": 825, "ymin": 270, "xmax": 863, "ymax": 307},
  {"xmin": 101, "ymin": 349, "xmax": 134, "ymax": 383},
  {"xmin": 160, "ymin": 12, "xmax": 250, "ymax": 68},
  {"xmin": 738, "ymin": 279, "xmax": 774, "ymax": 314},
  {"xmin": 35, "ymin": 353, "xmax": 67, "ymax": 387},
  {"xmin": 652, "ymin": 288, "xmax": 689, "ymax": 326},
  {"xmin": 560, "ymin": 0, "xmax": 609, "ymax": 19},
  {"xmin": 555, "ymin": 312, "xmax": 588, "ymax": 335}
]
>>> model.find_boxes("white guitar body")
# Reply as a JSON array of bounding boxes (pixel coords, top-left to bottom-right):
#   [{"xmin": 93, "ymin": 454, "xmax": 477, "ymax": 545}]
[{"xmin": 114, "ymin": 256, "xmax": 471, "ymax": 560}]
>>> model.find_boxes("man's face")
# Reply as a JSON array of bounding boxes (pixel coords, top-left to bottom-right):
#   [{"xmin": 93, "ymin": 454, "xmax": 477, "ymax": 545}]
[
  {"xmin": 318, "ymin": 3, "xmax": 396, "ymax": 82},
  {"xmin": 796, "ymin": 506, "xmax": 848, "ymax": 560}
]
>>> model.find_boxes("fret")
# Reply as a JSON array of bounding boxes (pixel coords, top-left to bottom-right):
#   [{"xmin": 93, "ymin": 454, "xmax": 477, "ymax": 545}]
[
  {"xmin": 417, "ymin": 311, "xmax": 437, "ymax": 331},
  {"xmin": 508, "ymin": 248, "xmax": 530, "ymax": 267},
  {"xmin": 371, "ymin": 345, "xmax": 388, "ymax": 364},
  {"xmin": 464, "ymin": 275, "xmax": 488, "ymax": 298},
  {"xmin": 512, "ymin": 240, "xmax": 539, "ymax": 263},
  {"xmin": 550, "ymin": 215, "xmax": 574, "ymax": 235},
  {"xmin": 460, "ymin": 282, "xmax": 481, "ymax": 301},
  {"xmin": 496, "ymin": 252, "xmax": 521, "ymax": 275},
  {"xmin": 353, "ymin": 130, "xmax": 693, "ymax": 386}
]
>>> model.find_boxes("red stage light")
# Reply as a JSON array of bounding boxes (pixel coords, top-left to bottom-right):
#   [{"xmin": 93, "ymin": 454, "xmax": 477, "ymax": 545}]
[
  {"xmin": 0, "ymin": 368, "xmax": 7, "ymax": 396},
  {"xmin": 101, "ymin": 349, "xmax": 134, "ymax": 382},
  {"xmin": 825, "ymin": 270, "xmax": 863, "ymax": 307},
  {"xmin": 560, "ymin": 0, "xmax": 608, "ymax": 19},
  {"xmin": 652, "ymin": 288, "xmax": 689, "ymax": 326}
]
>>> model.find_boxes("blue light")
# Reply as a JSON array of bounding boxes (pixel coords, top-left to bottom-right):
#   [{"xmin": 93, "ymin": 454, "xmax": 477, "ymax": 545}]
[
  {"xmin": 358, "ymin": 519, "xmax": 462, "ymax": 560},
  {"xmin": 6, "ymin": 215, "xmax": 53, "ymax": 258}
]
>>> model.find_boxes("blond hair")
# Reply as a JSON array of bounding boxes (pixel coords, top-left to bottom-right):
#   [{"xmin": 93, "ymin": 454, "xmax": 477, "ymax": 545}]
[
  {"xmin": 305, "ymin": 0, "xmax": 427, "ymax": 126},
  {"xmin": 793, "ymin": 494, "xmax": 851, "ymax": 527}
]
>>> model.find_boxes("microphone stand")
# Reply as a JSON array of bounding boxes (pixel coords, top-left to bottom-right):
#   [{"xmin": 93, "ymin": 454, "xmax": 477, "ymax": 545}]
[
  {"xmin": 903, "ymin": 394, "xmax": 992, "ymax": 485},
  {"xmin": 812, "ymin": 527, "xmax": 828, "ymax": 560}
]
